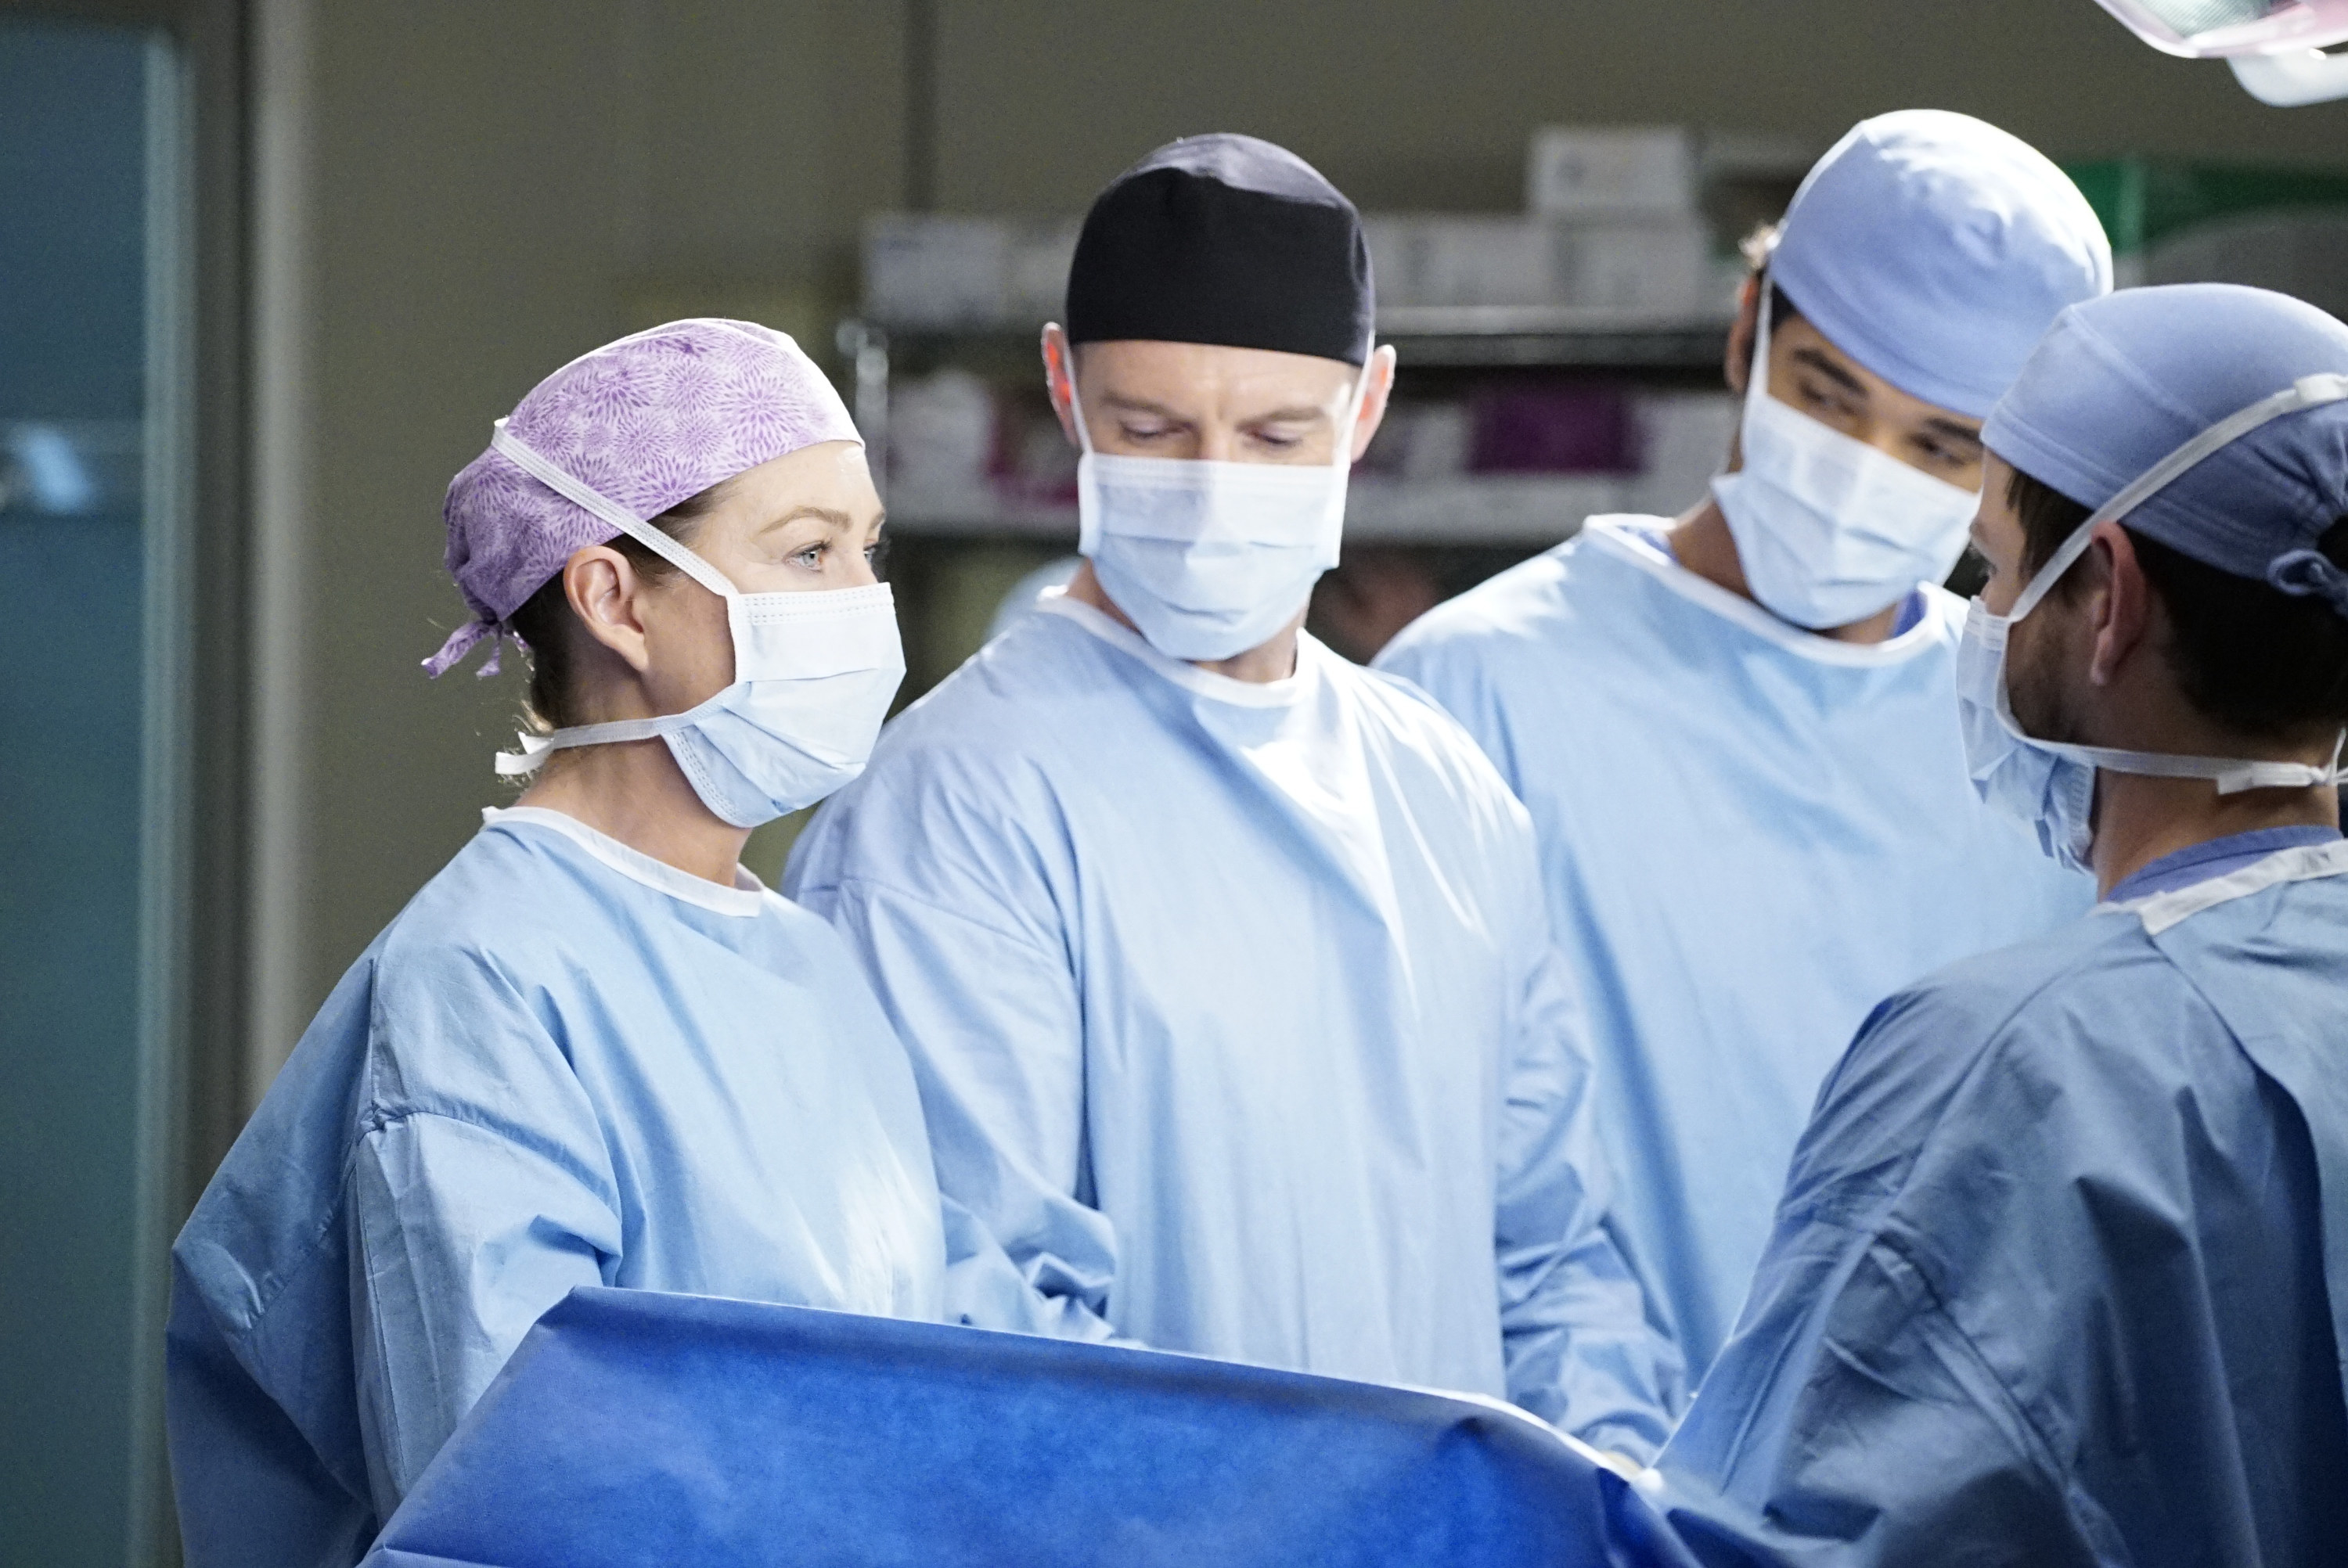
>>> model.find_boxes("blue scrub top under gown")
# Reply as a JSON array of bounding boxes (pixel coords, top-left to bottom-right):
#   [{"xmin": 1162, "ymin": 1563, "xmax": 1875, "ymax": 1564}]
[
  {"xmin": 1377, "ymin": 519, "xmax": 2093, "ymax": 1373},
  {"xmin": 167, "ymin": 807, "xmax": 1036, "ymax": 1568},
  {"xmin": 1653, "ymin": 836, "xmax": 2348, "ymax": 1566},
  {"xmin": 786, "ymin": 592, "xmax": 1684, "ymax": 1458}
]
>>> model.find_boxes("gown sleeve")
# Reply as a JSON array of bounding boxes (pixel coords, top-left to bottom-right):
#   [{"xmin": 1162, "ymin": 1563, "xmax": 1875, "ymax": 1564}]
[
  {"xmin": 935, "ymin": 1192, "xmax": 1118, "ymax": 1342},
  {"xmin": 789, "ymin": 775, "xmax": 1123, "ymax": 1345},
  {"xmin": 346, "ymin": 945, "xmax": 624, "ymax": 1519},
  {"xmin": 1495, "ymin": 929, "xmax": 1688, "ymax": 1462}
]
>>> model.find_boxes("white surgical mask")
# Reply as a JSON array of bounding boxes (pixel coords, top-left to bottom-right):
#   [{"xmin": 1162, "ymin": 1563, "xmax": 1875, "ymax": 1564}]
[
  {"xmin": 1712, "ymin": 292, "xmax": 1982, "ymax": 631},
  {"xmin": 488, "ymin": 422, "xmax": 905, "ymax": 827},
  {"xmin": 1956, "ymin": 372, "xmax": 2348, "ymax": 872},
  {"xmin": 1067, "ymin": 339, "xmax": 1371, "ymax": 663}
]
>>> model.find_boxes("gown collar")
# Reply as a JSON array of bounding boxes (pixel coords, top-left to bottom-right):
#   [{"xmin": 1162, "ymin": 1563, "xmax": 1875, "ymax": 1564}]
[
  {"xmin": 1583, "ymin": 516, "xmax": 1950, "ymax": 669},
  {"xmin": 483, "ymin": 805, "xmax": 770, "ymax": 918},
  {"xmin": 2102, "ymin": 833, "xmax": 2348, "ymax": 937},
  {"xmin": 2104, "ymin": 822, "xmax": 2344, "ymax": 905}
]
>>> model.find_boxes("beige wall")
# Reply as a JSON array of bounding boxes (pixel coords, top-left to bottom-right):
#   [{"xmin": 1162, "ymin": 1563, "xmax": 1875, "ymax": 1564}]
[
  {"xmin": 932, "ymin": 2, "xmax": 2348, "ymax": 210},
  {"xmin": 248, "ymin": 0, "xmax": 2348, "ymax": 1095}
]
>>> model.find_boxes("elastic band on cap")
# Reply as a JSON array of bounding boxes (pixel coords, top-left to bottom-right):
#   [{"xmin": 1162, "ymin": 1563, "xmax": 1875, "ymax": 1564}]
[
  {"xmin": 2013, "ymin": 372, "xmax": 2348, "ymax": 622},
  {"xmin": 490, "ymin": 420, "xmax": 741, "ymax": 602}
]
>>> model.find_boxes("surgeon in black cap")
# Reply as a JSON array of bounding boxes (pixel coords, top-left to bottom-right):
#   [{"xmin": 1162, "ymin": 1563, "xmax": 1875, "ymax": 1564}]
[{"xmin": 787, "ymin": 135, "xmax": 1684, "ymax": 1460}]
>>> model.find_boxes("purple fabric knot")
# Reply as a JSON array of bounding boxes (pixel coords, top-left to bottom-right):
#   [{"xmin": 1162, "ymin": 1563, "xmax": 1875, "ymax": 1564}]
[
  {"xmin": 422, "ymin": 618, "xmax": 510, "ymax": 678},
  {"xmin": 2267, "ymin": 548, "xmax": 2348, "ymax": 619}
]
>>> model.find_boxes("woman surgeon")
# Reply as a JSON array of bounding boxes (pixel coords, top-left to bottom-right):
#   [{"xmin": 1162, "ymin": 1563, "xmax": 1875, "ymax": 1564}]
[{"xmin": 164, "ymin": 321, "xmax": 1068, "ymax": 1568}]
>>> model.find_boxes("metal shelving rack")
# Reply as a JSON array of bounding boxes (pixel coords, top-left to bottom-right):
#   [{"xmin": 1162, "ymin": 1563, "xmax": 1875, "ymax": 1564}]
[{"xmin": 837, "ymin": 306, "xmax": 1735, "ymax": 546}]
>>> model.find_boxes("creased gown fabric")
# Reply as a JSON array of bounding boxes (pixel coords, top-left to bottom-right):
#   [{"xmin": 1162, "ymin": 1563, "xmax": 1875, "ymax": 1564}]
[
  {"xmin": 1654, "ymin": 838, "xmax": 2348, "ymax": 1567},
  {"xmin": 1377, "ymin": 518, "xmax": 2093, "ymax": 1373},
  {"xmin": 167, "ymin": 808, "xmax": 1052, "ymax": 1567},
  {"xmin": 786, "ymin": 592, "xmax": 1684, "ymax": 1458}
]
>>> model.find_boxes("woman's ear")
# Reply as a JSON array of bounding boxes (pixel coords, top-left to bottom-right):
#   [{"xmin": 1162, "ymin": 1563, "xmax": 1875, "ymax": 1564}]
[{"xmin": 563, "ymin": 545, "xmax": 656, "ymax": 674}]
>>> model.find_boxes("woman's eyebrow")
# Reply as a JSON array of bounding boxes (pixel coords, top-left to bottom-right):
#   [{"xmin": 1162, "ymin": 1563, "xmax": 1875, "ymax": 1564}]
[{"xmin": 758, "ymin": 505, "xmax": 855, "ymax": 534}]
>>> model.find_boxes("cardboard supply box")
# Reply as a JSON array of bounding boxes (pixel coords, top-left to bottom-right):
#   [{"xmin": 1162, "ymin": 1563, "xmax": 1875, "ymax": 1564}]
[
  {"xmin": 1364, "ymin": 214, "xmax": 1712, "ymax": 314},
  {"xmin": 1527, "ymin": 126, "xmax": 1699, "ymax": 218}
]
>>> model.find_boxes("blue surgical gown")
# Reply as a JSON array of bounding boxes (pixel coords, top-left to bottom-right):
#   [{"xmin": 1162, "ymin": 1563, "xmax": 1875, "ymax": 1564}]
[
  {"xmin": 784, "ymin": 592, "xmax": 1684, "ymax": 1458},
  {"xmin": 167, "ymin": 807, "xmax": 1051, "ymax": 1568},
  {"xmin": 1376, "ymin": 519, "xmax": 2093, "ymax": 1373},
  {"xmin": 1652, "ymin": 834, "xmax": 2348, "ymax": 1566}
]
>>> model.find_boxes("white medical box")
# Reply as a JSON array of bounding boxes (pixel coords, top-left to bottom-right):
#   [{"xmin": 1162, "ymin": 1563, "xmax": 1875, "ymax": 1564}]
[
  {"xmin": 1526, "ymin": 126, "xmax": 1699, "ymax": 218},
  {"xmin": 1364, "ymin": 213, "xmax": 1712, "ymax": 314}
]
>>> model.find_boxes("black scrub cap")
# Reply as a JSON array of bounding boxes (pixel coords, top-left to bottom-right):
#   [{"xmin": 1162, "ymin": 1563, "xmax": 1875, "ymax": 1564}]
[{"xmin": 1065, "ymin": 134, "xmax": 1373, "ymax": 367}]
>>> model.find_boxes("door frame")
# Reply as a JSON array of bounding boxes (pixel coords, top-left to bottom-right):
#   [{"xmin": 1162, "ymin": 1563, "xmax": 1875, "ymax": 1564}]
[{"xmin": 0, "ymin": 2, "xmax": 249, "ymax": 1559}]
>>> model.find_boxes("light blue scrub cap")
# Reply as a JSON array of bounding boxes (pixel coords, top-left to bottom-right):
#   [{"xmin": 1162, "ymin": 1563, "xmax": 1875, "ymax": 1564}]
[
  {"xmin": 1983, "ymin": 282, "xmax": 2348, "ymax": 605},
  {"xmin": 1769, "ymin": 110, "xmax": 2112, "ymax": 420}
]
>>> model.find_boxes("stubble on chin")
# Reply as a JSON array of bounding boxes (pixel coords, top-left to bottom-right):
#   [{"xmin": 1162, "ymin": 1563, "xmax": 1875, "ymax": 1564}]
[{"xmin": 2007, "ymin": 612, "xmax": 2089, "ymax": 746}]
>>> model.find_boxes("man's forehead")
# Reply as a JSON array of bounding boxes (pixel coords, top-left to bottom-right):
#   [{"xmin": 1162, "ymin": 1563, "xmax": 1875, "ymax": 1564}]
[
  {"xmin": 1080, "ymin": 338, "xmax": 1356, "ymax": 411},
  {"xmin": 1779, "ymin": 314, "xmax": 1984, "ymax": 432}
]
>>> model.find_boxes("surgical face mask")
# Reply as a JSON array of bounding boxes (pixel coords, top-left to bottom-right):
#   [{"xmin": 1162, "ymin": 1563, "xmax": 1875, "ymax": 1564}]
[
  {"xmin": 488, "ymin": 423, "xmax": 906, "ymax": 827},
  {"xmin": 1956, "ymin": 372, "xmax": 2348, "ymax": 872},
  {"xmin": 1711, "ymin": 293, "xmax": 1982, "ymax": 630},
  {"xmin": 1067, "ymin": 340, "xmax": 1370, "ymax": 663}
]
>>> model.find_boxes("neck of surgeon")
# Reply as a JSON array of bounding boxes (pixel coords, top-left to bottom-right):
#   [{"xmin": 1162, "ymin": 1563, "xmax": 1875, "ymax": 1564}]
[
  {"xmin": 2080, "ymin": 716, "xmax": 2340, "ymax": 905},
  {"xmin": 2097, "ymin": 768, "xmax": 2341, "ymax": 898},
  {"xmin": 521, "ymin": 742, "xmax": 753, "ymax": 886}
]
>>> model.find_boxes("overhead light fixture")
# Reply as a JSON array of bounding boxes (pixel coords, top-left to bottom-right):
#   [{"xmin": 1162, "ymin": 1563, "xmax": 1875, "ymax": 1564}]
[{"xmin": 2094, "ymin": 0, "xmax": 2348, "ymax": 103}]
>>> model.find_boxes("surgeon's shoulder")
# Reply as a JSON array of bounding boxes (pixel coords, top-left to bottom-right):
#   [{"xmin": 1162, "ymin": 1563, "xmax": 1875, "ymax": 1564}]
[
  {"xmin": 864, "ymin": 609, "xmax": 1120, "ymax": 768},
  {"xmin": 1375, "ymin": 536, "xmax": 1583, "ymax": 682},
  {"xmin": 371, "ymin": 818, "xmax": 599, "ymax": 974},
  {"xmin": 1915, "ymin": 901, "xmax": 2166, "ymax": 1022},
  {"xmin": 1790, "ymin": 911, "xmax": 2173, "ymax": 1211},
  {"xmin": 790, "ymin": 635, "xmax": 1084, "ymax": 904},
  {"xmin": 1341, "ymin": 653, "xmax": 1537, "ymax": 840},
  {"xmin": 213, "ymin": 843, "xmax": 552, "ymax": 1148},
  {"xmin": 1836, "ymin": 909, "xmax": 2161, "ymax": 1084},
  {"xmin": 355, "ymin": 820, "xmax": 691, "ymax": 1083}
]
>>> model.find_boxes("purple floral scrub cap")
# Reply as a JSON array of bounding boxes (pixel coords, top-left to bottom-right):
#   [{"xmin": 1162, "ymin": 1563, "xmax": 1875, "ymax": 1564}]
[{"xmin": 427, "ymin": 318, "xmax": 862, "ymax": 677}]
